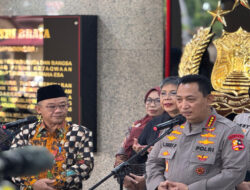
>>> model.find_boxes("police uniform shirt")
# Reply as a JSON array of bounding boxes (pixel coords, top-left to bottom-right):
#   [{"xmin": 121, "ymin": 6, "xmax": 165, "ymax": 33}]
[
  {"xmin": 234, "ymin": 113, "xmax": 250, "ymax": 180},
  {"xmin": 146, "ymin": 109, "xmax": 248, "ymax": 190}
]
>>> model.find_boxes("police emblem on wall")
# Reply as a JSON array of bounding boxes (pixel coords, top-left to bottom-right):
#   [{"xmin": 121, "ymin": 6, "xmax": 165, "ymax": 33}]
[{"xmin": 178, "ymin": 0, "xmax": 250, "ymax": 117}]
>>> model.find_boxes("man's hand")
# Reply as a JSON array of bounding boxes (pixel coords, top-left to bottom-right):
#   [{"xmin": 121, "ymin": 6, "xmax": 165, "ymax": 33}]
[
  {"xmin": 32, "ymin": 179, "xmax": 56, "ymax": 190},
  {"xmin": 158, "ymin": 181, "xmax": 169, "ymax": 190},
  {"xmin": 132, "ymin": 138, "xmax": 147, "ymax": 153},
  {"xmin": 123, "ymin": 173, "xmax": 146, "ymax": 190},
  {"xmin": 166, "ymin": 180, "xmax": 188, "ymax": 190}
]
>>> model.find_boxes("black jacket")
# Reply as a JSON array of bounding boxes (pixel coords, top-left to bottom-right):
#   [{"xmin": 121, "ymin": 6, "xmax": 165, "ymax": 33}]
[{"xmin": 136, "ymin": 112, "xmax": 172, "ymax": 163}]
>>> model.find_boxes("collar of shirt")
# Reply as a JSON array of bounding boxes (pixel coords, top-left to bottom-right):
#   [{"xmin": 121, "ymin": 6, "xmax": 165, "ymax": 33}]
[
  {"xmin": 37, "ymin": 121, "xmax": 66, "ymax": 137},
  {"xmin": 183, "ymin": 108, "xmax": 218, "ymax": 136}
]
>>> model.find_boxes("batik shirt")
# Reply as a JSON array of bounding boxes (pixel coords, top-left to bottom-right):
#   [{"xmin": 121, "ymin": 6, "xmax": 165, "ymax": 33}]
[{"xmin": 11, "ymin": 121, "xmax": 94, "ymax": 190}]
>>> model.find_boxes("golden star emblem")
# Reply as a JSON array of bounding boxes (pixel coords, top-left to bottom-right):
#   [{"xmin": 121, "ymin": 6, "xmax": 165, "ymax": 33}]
[
  {"xmin": 233, "ymin": 0, "xmax": 250, "ymax": 9},
  {"xmin": 167, "ymin": 135, "xmax": 177, "ymax": 141},
  {"xmin": 198, "ymin": 139, "xmax": 215, "ymax": 145},
  {"xmin": 207, "ymin": 1, "xmax": 232, "ymax": 27},
  {"xmin": 239, "ymin": 0, "xmax": 250, "ymax": 9}
]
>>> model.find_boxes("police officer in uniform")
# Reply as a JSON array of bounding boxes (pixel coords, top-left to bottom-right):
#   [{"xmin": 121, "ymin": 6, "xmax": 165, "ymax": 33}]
[{"xmin": 146, "ymin": 75, "xmax": 248, "ymax": 190}]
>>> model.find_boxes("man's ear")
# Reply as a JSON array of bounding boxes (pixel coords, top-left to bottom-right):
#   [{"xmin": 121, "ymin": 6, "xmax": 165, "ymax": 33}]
[
  {"xmin": 207, "ymin": 94, "xmax": 214, "ymax": 105},
  {"xmin": 35, "ymin": 104, "xmax": 41, "ymax": 114}
]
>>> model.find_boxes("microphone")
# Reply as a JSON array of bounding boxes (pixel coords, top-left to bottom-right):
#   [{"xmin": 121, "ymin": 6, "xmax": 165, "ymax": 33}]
[
  {"xmin": 153, "ymin": 115, "xmax": 186, "ymax": 131},
  {"xmin": 0, "ymin": 146, "xmax": 54, "ymax": 176},
  {"xmin": 1, "ymin": 116, "xmax": 38, "ymax": 130}
]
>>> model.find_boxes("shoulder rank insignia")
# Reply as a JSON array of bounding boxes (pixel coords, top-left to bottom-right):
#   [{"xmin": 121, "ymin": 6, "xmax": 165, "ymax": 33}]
[{"xmin": 206, "ymin": 115, "xmax": 216, "ymax": 128}]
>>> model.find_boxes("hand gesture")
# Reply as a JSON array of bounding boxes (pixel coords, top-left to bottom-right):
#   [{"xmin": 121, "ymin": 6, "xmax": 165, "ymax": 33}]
[
  {"xmin": 132, "ymin": 138, "xmax": 147, "ymax": 153},
  {"xmin": 123, "ymin": 173, "xmax": 145, "ymax": 190},
  {"xmin": 166, "ymin": 180, "xmax": 188, "ymax": 190},
  {"xmin": 32, "ymin": 178, "xmax": 56, "ymax": 190}
]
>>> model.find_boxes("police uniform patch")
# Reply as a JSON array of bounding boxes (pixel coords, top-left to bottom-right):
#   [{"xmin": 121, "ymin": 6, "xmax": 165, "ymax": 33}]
[
  {"xmin": 165, "ymin": 161, "xmax": 169, "ymax": 172},
  {"xmin": 206, "ymin": 115, "xmax": 216, "ymax": 132},
  {"xmin": 195, "ymin": 167, "xmax": 206, "ymax": 175},
  {"xmin": 201, "ymin": 133, "xmax": 216, "ymax": 138},
  {"xmin": 232, "ymin": 139, "xmax": 245, "ymax": 151},
  {"xmin": 198, "ymin": 139, "xmax": 214, "ymax": 145},
  {"xmin": 228, "ymin": 134, "xmax": 245, "ymax": 151},
  {"xmin": 167, "ymin": 135, "xmax": 177, "ymax": 141},
  {"xmin": 180, "ymin": 125, "xmax": 185, "ymax": 129},
  {"xmin": 197, "ymin": 155, "xmax": 208, "ymax": 161},
  {"xmin": 162, "ymin": 151, "xmax": 170, "ymax": 156},
  {"xmin": 171, "ymin": 130, "xmax": 182, "ymax": 135}
]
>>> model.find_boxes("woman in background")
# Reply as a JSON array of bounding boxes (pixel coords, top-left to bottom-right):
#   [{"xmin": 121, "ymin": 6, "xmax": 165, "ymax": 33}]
[{"xmin": 114, "ymin": 86, "xmax": 164, "ymax": 190}]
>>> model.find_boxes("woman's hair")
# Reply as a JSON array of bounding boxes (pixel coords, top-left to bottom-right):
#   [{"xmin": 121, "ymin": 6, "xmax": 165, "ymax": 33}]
[
  {"xmin": 160, "ymin": 76, "xmax": 180, "ymax": 89},
  {"xmin": 144, "ymin": 86, "xmax": 161, "ymax": 103}
]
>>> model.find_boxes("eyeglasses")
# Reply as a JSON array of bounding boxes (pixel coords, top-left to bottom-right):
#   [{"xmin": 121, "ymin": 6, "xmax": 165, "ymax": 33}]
[
  {"xmin": 160, "ymin": 91, "xmax": 177, "ymax": 98},
  {"xmin": 45, "ymin": 104, "xmax": 69, "ymax": 112},
  {"xmin": 145, "ymin": 98, "xmax": 160, "ymax": 105}
]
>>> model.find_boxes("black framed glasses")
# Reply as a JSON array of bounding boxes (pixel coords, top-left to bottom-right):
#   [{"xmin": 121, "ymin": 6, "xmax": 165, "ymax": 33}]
[{"xmin": 145, "ymin": 98, "xmax": 161, "ymax": 105}]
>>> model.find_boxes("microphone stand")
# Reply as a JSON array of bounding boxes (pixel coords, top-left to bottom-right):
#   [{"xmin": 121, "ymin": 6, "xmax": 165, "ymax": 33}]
[{"xmin": 89, "ymin": 124, "xmax": 175, "ymax": 190}]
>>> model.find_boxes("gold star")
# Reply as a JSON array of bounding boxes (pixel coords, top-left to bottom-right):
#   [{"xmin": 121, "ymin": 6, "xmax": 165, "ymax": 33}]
[
  {"xmin": 232, "ymin": 0, "xmax": 240, "ymax": 10},
  {"xmin": 207, "ymin": 1, "xmax": 232, "ymax": 27},
  {"xmin": 240, "ymin": 0, "xmax": 250, "ymax": 9},
  {"xmin": 232, "ymin": 0, "xmax": 250, "ymax": 10}
]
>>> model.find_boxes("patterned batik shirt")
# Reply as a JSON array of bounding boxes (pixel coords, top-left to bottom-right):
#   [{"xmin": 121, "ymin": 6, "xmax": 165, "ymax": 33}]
[{"xmin": 11, "ymin": 121, "xmax": 94, "ymax": 190}]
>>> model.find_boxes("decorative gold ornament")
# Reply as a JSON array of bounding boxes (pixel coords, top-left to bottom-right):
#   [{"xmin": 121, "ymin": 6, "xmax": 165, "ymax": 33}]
[
  {"xmin": 210, "ymin": 27, "xmax": 250, "ymax": 116},
  {"xmin": 240, "ymin": 0, "xmax": 250, "ymax": 9},
  {"xmin": 233, "ymin": 0, "xmax": 250, "ymax": 10},
  {"xmin": 211, "ymin": 27, "xmax": 250, "ymax": 96},
  {"xmin": 207, "ymin": 1, "xmax": 232, "ymax": 27},
  {"xmin": 178, "ymin": 27, "xmax": 214, "ymax": 77},
  {"xmin": 178, "ymin": 1, "xmax": 250, "ymax": 117}
]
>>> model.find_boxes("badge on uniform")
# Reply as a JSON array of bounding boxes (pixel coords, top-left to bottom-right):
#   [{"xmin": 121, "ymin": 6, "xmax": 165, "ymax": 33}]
[
  {"xmin": 228, "ymin": 134, "xmax": 245, "ymax": 151},
  {"xmin": 197, "ymin": 155, "xmax": 208, "ymax": 161},
  {"xmin": 195, "ymin": 167, "xmax": 206, "ymax": 175},
  {"xmin": 165, "ymin": 161, "xmax": 169, "ymax": 172}
]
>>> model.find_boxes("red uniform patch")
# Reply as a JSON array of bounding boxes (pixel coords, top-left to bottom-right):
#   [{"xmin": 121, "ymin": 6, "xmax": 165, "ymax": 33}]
[
  {"xmin": 195, "ymin": 167, "xmax": 205, "ymax": 175},
  {"xmin": 228, "ymin": 134, "xmax": 245, "ymax": 151},
  {"xmin": 228, "ymin": 134, "xmax": 244, "ymax": 140},
  {"xmin": 232, "ymin": 139, "xmax": 245, "ymax": 151}
]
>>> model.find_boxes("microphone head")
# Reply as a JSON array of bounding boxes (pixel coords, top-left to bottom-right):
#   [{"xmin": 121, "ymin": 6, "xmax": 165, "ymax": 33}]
[
  {"xmin": 2, "ymin": 116, "xmax": 38, "ymax": 130},
  {"xmin": 26, "ymin": 116, "xmax": 38, "ymax": 123},
  {"xmin": 175, "ymin": 115, "xmax": 186, "ymax": 125},
  {"xmin": 0, "ymin": 146, "xmax": 54, "ymax": 176}
]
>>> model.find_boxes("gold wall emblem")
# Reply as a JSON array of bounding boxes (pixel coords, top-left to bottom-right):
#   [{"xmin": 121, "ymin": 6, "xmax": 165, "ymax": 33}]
[
  {"xmin": 178, "ymin": 27, "xmax": 214, "ymax": 77},
  {"xmin": 178, "ymin": 1, "xmax": 250, "ymax": 117},
  {"xmin": 211, "ymin": 28, "xmax": 249, "ymax": 95},
  {"xmin": 211, "ymin": 28, "xmax": 250, "ymax": 116}
]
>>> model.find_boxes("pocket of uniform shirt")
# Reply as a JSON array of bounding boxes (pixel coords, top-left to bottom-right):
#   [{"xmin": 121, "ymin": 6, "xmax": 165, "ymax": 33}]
[
  {"xmin": 158, "ymin": 147, "xmax": 177, "ymax": 159},
  {"xmin": 189, "ymin": 150, "xmax": 216, "ymax": 165}
]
